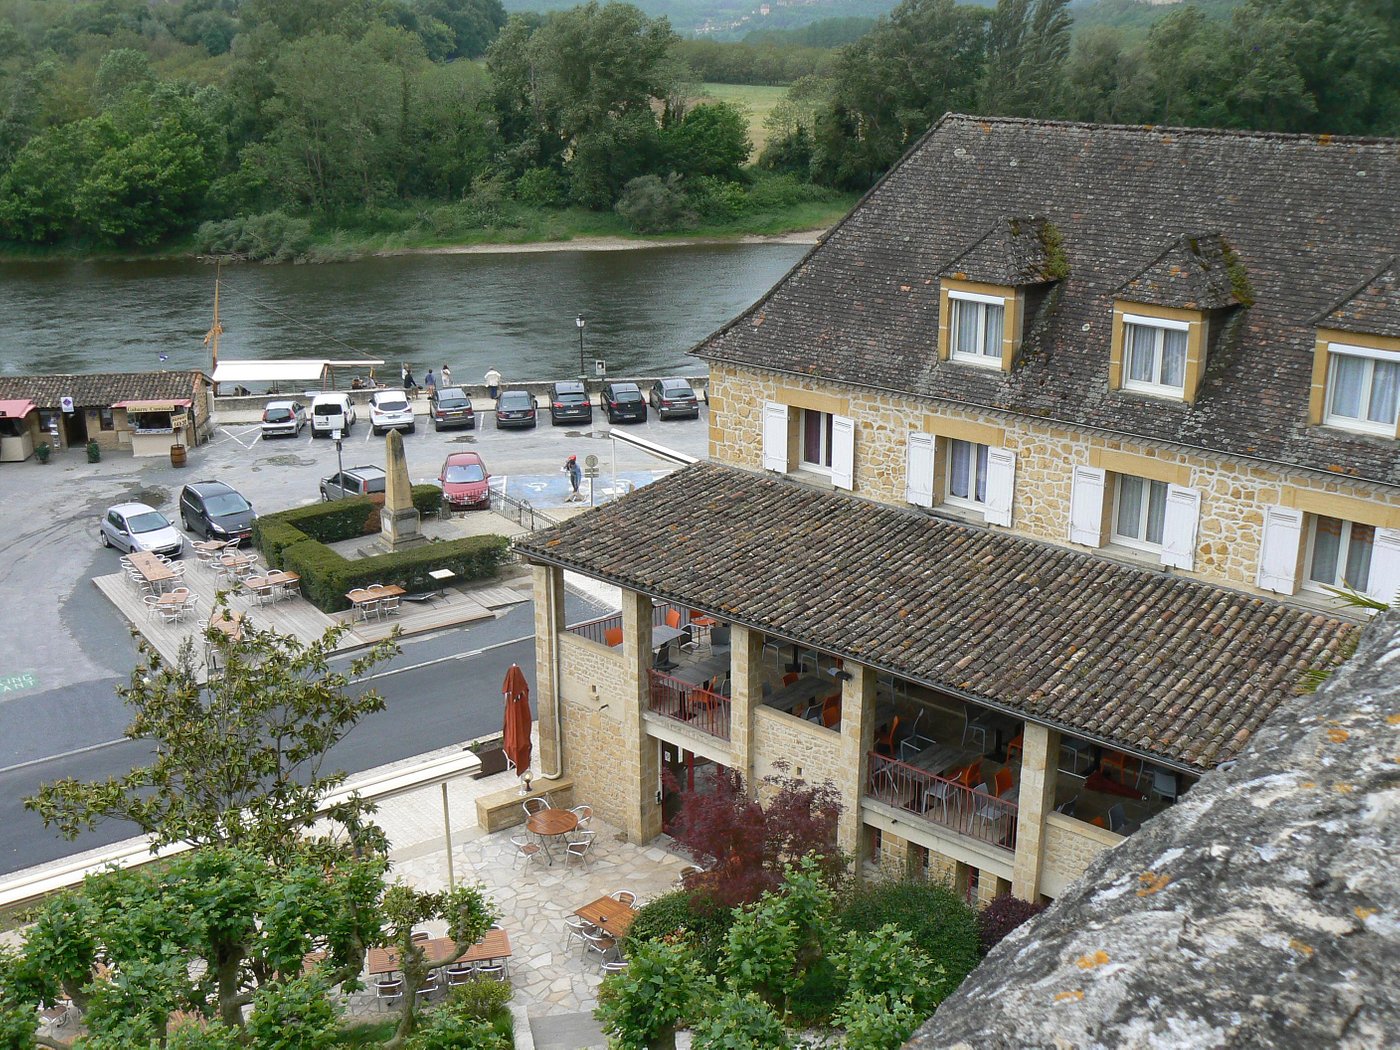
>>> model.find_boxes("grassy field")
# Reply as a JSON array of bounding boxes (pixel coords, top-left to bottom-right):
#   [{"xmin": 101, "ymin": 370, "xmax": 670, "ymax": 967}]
[{"xmin": 695, "ymin": 82, "xmax": 790, "ymax": 154}]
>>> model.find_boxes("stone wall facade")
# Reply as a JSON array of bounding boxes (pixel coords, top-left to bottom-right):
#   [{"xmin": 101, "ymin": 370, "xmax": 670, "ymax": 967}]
[
  {"xmin": 707, "ymin": 361, "xmax": 1397, "ymax": 599},
  {"xmin": 1040, "ymin": 813, "xmax": 1123, "ymax": 897},
  {"xmin": 751, "ymin": 707, "xmax": 844, "ymax": 789},
  {"xmin": 554, "ymin": 634, "xmax": 633, "ymax": 831}
]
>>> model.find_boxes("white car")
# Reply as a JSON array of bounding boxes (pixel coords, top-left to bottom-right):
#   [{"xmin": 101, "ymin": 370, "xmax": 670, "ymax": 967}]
[
  {"xmin": 260, "ymin": 400, "xmax": 307, "ymax": 438},
  {"xmin": 370, "ymin": 390, "xmax": 416, "ymax": 435},
  {"xmin": 99, "ymin": 502, "xmax": 184, "ymax": 557}
]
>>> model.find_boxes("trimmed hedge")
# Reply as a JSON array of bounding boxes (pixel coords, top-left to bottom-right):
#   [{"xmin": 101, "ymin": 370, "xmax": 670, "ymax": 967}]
[
  {"xmin": 283, "ymin": 534, "xmax": 509, "ymax": 611},
  {"xmin": 251, "ymin": 484, "xmax": 498, "ymax": 613}
]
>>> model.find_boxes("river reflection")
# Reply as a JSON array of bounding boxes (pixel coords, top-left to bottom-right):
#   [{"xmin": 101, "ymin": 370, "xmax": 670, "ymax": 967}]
[{"xmin": 0, "ymin": 243, "xmax": 808, "ymax": 381}]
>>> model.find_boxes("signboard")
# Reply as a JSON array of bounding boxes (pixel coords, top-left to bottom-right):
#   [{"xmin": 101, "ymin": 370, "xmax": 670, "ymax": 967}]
[
  {"xmin": 583, "ymin": 453, "xmax": 600, "ymax": 478},
  {"xmin": 60, "ymin": 396, "xmax": 75, "ymax": 413},
  {"xmin": 594, "ymin": 359, "xmax": 607, "ymax": 377}
]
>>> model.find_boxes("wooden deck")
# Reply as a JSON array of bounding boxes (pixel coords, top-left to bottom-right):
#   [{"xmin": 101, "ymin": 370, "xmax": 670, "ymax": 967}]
[{"xmin": 95, "ymin": 555, "xmax": 506, "ymax": 679}]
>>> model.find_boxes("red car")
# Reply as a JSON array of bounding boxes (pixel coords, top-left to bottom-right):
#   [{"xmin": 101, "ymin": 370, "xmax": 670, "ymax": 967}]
[{"xmin": 439, "ymin": 451, "xmax": 491, "ymax": 510}]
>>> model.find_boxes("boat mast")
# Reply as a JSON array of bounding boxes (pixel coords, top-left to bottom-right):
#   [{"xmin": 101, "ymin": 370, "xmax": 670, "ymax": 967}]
[{"xmin": 204, "ymin": 259, "xmax": 224, "ymax": 376}]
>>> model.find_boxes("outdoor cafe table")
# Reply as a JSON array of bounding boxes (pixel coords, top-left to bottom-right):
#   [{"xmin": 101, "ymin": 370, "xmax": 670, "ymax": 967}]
[
  {"xmin": 347, "ymin": 584, "xmax": 406, "ymax": 621},
  {"xmin": 525, "ymin": 808, "xmax": 578, "ymax": 864},
  {"xmin": 128, "ymin": 551, "xmax": 178, "ymax": 592},
  {"xmin": 575, "ymin": 896, "xmax": 638, "ymax": 939},
  {"xmin": 365, "ymin": 930, "xmax": 512, "ymax": 977},
  {"xmin": 244, "ymin": 570, "xmax": 301, "ymax": 605},
  {"xmin": 768, "ymin": 675, "xmax": 836, "ymax": 718},
  {"xmin": 670, "ymin": 654, "xmax": 729, "ymax": 687},
  {"xmin": 208, "ymin": 610, "xmax": 244, "ymax": 641}
]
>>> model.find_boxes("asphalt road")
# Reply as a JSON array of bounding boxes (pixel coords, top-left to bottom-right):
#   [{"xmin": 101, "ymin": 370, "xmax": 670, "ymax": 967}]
[{"xmin": 0, "ymin": 399, "xmax": 702, "ymax": 877}]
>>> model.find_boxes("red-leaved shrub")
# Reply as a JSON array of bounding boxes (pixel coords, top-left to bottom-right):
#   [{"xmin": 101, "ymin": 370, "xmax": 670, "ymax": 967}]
[{"xmin": 977, "ymin": 893, "xmax": 1047, "ymax": 954}]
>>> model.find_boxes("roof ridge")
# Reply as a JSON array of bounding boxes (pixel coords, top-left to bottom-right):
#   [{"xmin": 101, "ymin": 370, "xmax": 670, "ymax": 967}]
[{"xmin": 939, "ymin": 112, "xmax": 1400, "ymax": 148}]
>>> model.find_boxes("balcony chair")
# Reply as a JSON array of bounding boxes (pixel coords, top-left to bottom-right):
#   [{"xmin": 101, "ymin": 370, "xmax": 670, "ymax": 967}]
[
  {"xmin": 665, "ymin": 608, "xmax": 683, "ymax": 630},
  {"xmin": 1150, "ymin": 768, "xmax": 1179, "ymax": 803},
  {"xmin": 1055, "ymin": 795, "xmax": 1079, "ymax": 817},
  {"xmin": 1107, "ymin": 803, "xmax": 1128, "ymax": 833},
  {"xmin": 782, "ymin": 671, "xmax": 800, "ymax": 687},
  {"xmin": 1099, "ymin": 750, "xmax": 1139, "ymax": 788},
  {"xmin": 603, "ymin": 626, "xmax": 623, "ymax": 648},
  {"xmin": 988, "ymin": 766, "xmax": 1015, "ymax": 799},
  {"xmin": 898, "ymin": 708, "xmax": 936, "ymax": 761},
  {"xmin": 1058, "ymin": 738, "xmax": 1093, "ymax": 776},
  {"xmin": 874, "ymin": 716, "xmax": 900, "ymax": 757},
  {"xmin": 961, "ymin": 712, "xmax": 990, "ymax": 753},
  {"xmin": 821, "ymin": 695, "xmax": 841, "ymax": 729}
]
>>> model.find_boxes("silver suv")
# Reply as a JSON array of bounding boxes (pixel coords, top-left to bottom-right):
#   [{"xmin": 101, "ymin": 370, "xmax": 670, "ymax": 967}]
[
  {"xmin": 370, "ymin": 390, "xmax": 416, "ymax": 435},
  {"xmin": 320, "ymin": 465, "xmax": 387, "ymax": 501}
]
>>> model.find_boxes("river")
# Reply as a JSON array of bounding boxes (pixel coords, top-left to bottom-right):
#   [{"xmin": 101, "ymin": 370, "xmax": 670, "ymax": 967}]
[{"xmin": 0, "ymin": 242, "xmax": 809, "ymax": 382}]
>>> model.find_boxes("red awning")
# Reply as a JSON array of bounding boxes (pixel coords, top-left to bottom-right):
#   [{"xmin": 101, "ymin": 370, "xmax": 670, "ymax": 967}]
[
  {"xmin": 112, "ymin": 398, "xmax": 191, "ymax": 411},
  {"xmin": 0, "ymin": 399, "xmax": 35, "ymax": 418}
]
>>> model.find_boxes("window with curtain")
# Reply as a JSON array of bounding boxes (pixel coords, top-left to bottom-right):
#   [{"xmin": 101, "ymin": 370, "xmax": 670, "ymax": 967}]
[
  {"xmin": 801, "ymin": 409, "xmax": 833, "ymax": 469},
  {"xmin": 1112, "ymin": 475, "xmax": 1169, "ymax": 550},
  {"xmin": 1123, "ymin": 321, "xmax": 1188, "ymax": 395},
  {"xmin": 1326, "ymin": 348, "xmax": 1400, "ymax": 435},
  {"xmin": 945, "ymin": 439, "xmax": 989, "ymax": 506},
  {"xmin": 1305, "ymin": 515, "xmax": 1374, "ymax": 594},
  {"xmin": 949, "ymin": 295, "xmax": 1005, "ymax": 363}
]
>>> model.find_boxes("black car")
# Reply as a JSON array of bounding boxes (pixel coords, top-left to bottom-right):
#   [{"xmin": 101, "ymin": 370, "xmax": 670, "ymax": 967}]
[
  {"xmin": 548, "ymin": 380, "xmax": 593, "ymax": 426},
  {"xmin": 495, "ymin": 390, "xmax": 538, "ymax": 429},
  {"xmin": 649, "ymin": 377, "xmax": 700, "ymax": 420},
  {"xmin": 429, "ymin": 386, "xmax": 475, "ymax": 431},
  {"xmin": 179, "ymin": 480, "xmax": 256, "ymax": 540},
  {"xmin": 601, "ymin": 381, "xmax": 647, "ymax": 424}
]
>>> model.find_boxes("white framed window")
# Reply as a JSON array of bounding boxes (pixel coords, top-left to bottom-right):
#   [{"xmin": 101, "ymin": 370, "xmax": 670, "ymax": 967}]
[
  {"xmin": 1325, "ymin": 344, "xmax": 1400, "ymax": 436},
  {"xmin": 1122, "ymin": 315, "xmax": 1189, "ymax": 397},
  {"xmin": 1112, "ymin": 475, "xmax": 1170, "ymax": 551},
  {"xmin": 948, "ymin": 292, "xmax": 1005, "ymax": 366},
  {"xmin": 801, "ymin": 409, "xmax": 834, "ymax": 471},
  {"xmin": 1304, "ymin": 516, "xmax": 1375, "ymax": 594},
  {"xmin": 945, "ymin": 439, "xmax": 989, "ymax": 508}
]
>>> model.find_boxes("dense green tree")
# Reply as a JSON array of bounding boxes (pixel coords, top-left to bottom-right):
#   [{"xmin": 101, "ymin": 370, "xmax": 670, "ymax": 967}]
[
  {"xmin": 663, "ymin": 101, "xmax": 751, "ymax": 181},
  {"xmin": 414, "ymin": 0, "xmax": 506, "ymax": 58},
  {"xmin": 0, "ymin": 116, "xmax": 115, "ymax": 241},
  {"xmin": 978, "ymin": 0, "xmax": 1072, "ymax": 116}
]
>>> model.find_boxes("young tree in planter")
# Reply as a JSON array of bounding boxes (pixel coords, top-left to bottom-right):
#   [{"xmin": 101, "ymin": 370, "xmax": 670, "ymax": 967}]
[
  {"xmin": 666, "ymin": 762, "xmax": 845, "ymax": 909},
  {"xmin": 25, "ymin": 609, "xmax": 399, "ymax": 865}
]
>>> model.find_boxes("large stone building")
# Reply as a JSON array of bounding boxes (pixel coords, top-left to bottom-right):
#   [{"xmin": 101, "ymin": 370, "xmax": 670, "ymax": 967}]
[{"xmin": 516, "ymin": 116, "xmax": 1396, "ymax": 903}]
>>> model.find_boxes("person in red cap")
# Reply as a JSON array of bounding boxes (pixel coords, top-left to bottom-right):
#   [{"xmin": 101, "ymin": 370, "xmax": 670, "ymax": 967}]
[{"xmin": 564, "ymin": 454, "xmax": 582, "ymax": 502}]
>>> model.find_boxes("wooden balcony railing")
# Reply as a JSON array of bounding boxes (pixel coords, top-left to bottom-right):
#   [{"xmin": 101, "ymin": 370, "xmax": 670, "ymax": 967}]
[
  {"xmin": 865, "ymin": 753, "xmax": 1018, "ymax": 853},
  {"xmin": 648, "ymin": 670, "xmax": 731, "ymax": 741}
]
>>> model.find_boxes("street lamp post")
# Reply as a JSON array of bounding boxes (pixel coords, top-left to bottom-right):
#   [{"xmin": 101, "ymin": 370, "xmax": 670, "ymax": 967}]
[
  {"xmin": 576, "ymin": 314, "xmax": 587, "ymax": 382},
  {"xmin": 333, "ymin": 429, "xmax": 345, "ymax": 498}
]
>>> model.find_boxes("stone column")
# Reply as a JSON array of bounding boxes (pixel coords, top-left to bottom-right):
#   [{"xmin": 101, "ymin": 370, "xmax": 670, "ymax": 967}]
[
  {"xmin": 1011, "ymin": 723, "xmax": 1059, "ymax": 901},
  {"xmin": 728, "ymin": 625, "xmax": 765, "ymax": 785},
  {"xmin": 532, "ymin": 565, "xmax": 565, "ymax": 777},
  {"xmin": 837, "ymin": 664, "xmax": 876, "ymax": 859},
  {"xmin": 619, "ymin": 589, "xmax": 662, "ymax": 842}
]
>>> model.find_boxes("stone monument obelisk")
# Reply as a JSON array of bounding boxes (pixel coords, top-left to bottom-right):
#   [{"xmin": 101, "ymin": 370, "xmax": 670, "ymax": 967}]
[{"xmin": 380, "ymin": 429, "xmax": 426, "ymax": 551}]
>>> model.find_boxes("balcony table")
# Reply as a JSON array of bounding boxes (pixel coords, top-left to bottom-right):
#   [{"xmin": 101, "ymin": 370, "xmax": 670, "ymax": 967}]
[
  {"xmin": 670, "ymin": 654, "xmax": 729, "ymax": 686},
  {"xmin": 767, "ymin": 675, "xmax": 835, "ymax": 718}
]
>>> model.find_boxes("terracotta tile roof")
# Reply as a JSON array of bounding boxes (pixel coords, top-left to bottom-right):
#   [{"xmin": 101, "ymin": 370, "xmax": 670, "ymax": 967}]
[
  {"xmin": 1316, "ymin": 257, "xmax": 1400, "ymax": 339},
  {"xmin": 695, "ymin": 116, "xmax": 1400, "ymax": 486},
  {"xmin": 0, "ymin": 371, "xmax": 205, "ymax": 407},
  {"xmin": 1115, "ymin": 232, "xmax": 1245, "ymax": 311},
  {"xmin": 517, "ymin": 463, "xmax": 1357, "ymax": 771}
]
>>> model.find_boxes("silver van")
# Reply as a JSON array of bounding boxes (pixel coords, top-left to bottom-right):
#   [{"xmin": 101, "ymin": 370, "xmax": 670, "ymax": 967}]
[{"xmin": 311, "ymin": 393, "xmax": 356, "ymax": 437}]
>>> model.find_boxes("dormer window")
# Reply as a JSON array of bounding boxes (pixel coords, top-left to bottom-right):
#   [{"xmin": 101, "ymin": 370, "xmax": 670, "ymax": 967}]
[
  {"xmin": 1122, "ymin": 316, "xmax": 1189, "ymax": 397},
  {"xmin": 1322, "ymin": 343, "xmax": 1400, "ymax": 437},
  {"xmin": 948, "ymin": 292, "xmax": 1006, "ymax": 366}
]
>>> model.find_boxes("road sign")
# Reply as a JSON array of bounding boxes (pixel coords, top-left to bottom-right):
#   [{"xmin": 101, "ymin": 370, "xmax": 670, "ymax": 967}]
[
  {"xmin": 584, "ymin": 455, "xmax": 599, "ymax": 468},
  {"xmin": 594, "ymin": 359, "xmax": 607, "ymax": 377}
]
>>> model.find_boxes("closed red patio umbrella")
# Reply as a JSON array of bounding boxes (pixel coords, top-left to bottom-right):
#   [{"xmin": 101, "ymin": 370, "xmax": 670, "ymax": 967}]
[{"xmin": 502, "ymin": 663, "xmax": 532, "ymax": 779}]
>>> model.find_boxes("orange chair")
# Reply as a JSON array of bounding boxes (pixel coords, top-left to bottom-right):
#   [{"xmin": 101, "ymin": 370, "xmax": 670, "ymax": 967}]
[
  {"xmin": 665, "ymin": 609, "xmax": 682, "ymax": 629},
  {"xmin": 1005, "ymin": 733, "xmax": 1024, "ymax": 763},
  {"xmin": 603, "ymin": 627, "xmax": 623, "ymax": 647},
  {"xmin": 782, "ymin": 672, "xmax": 800, "ymax": 687},
  {"xmin": 688, "ymin": 609, "xmax": 717, "ymax": 628},
  {"xmin": 822, "ymin": 695, "xmax": 841, "ymax": 728},
  {"xmin": 988, "ymin": 767, "xmax": 1014, "ymax": 798},
  {"xmin": 957, "ymin": 761, "xmax": 982, "ymax": 790},
  {"xmin": 1100, "ymin": 750, "xmax": 1138, "ymax": 786}
]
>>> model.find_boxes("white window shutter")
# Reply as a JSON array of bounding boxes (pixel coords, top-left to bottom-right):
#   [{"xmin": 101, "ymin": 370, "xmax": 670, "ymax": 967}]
[
  {"xmin": 831, "ymin": 414, "xmax": 855, "ymax": 490},
  {"xmin": 1160, "ymin": 484, "xmax": 1201, "ymax": 570},
  {"xmin": 1255, "ymin": 506, "xmax": 1303, "ymax": 593},
  {"xmin": 761, "ymin": 402, "xmax": 789, "ymax": 473},
  {"xmin": 905, "ymin": 432, "xmax": 935, "ymax": 507},
  {"xmin": 983, "ymin": 449, "xmax": 1016, "ymax": 526},
  {"xmin": 1369, "ymin": 528, "xmax": 1400, "ymax": 604},
  {"xmin": 1068, "ymin": 467, "xmax": 1106, "ymax": 546}
]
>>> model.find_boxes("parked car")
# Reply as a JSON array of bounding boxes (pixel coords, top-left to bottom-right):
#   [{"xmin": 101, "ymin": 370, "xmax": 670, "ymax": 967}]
[
  {"xmin": 369, "ymin": 390, "xmax": 416, "ymax": 435},
  {"xmin": 494, "ymin": 389, "xmax": 537, "ymax": 429},
  {"xmin": 311, "ymin": 392, "xmax": 356, "ymax": 437},
  {"xmin": 320, "ymin": 465, "xmax": 387, "ymax": 501},
  {"xmin": 548, "ymin": 380, "xmax": 593, "ymax": 426},
  {"xmin": 99, "ymin": 502, "xmax": 183, "ymax": 557},
  {"xmin": 179, "ymin": 480, "xmax": 256, "ymax": 541},
  {"xmin": 438, "ymin": 451, "xmax": 492, "ymax": 510},
  {"xmin": 649, "ymin": 377, "xmax": 700, "ymax": 420},
  {"xmin": 260, "ymin": 400, "xmax": 307, "ymax": 439},
  {"xmin": 601, "ymin": 381, "xmax": 647, "ymax": 424},
  {"xmin": 429, "ymin": 386, "xmax": 475, "ymax": 431}
]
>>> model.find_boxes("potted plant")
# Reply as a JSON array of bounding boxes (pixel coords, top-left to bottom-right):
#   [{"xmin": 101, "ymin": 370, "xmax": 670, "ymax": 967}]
[
  {"xmin": 34, "ymin": 442, "xmax": 51, "ymax": 464},
  {"xmin": 86, "ymin": 439, "xmax": 101, "ymax": 463},
  {"xmin": 469, "ymin": 734, "xmax": 509, "ymax": 778}
]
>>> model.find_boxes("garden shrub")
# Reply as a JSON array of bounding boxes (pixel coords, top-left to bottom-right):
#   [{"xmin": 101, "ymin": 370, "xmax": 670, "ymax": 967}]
[
  {"xmin": 443, "ymin": 977, "xmax": 512, "ymax": 1022},
  {"xmin": 624, "ymin": 888, "xmax": 735, "ymax": 973},
  {"xmin": 615, "ymin": 174, "xmax": 696, "ymax": 233},
  {"xmin": 977, "ymin": 893, "xmax": 1047, "ymax": 955},
  {"xmin": 281, "ymin": 534, "xmax": 509, "ymax": 611},
  {"xmin": 689, "ymin": 990, "xmax": 789, "ymax": 1049},
  {"xmin": 833, "ymin": 991, "xmax": 923, "ymax": 1050},
  {"xmin": 244, "ymin": 973, "xmax": 342, "ymax": 1050},
  {"xmin": 195, "ymin": 211, "xmax": 314, "ymax": 263},
  {"xmin": 836, "ymin": 880, "xmax": 979, "ymax": 1003},
  {"xmin": 596, "ymin": 936, "xmax": 704, "ymax": 1050}
]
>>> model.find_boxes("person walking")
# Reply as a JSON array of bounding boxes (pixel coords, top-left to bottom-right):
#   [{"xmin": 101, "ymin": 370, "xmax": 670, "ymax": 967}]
[
  {"xmin": 485, "ymin": 366, "xmax": 502, "ymax": 400},
  {"xmin": 440, "ymin": 364, "xmax": 453, "ymax": 388},
  {"xmin": 563, "ymin": 454, "xmax": 583, "ymax": 502},
  {"xmin": 424, "ymin": 369, "xmax": 437, "ymax": 397}
]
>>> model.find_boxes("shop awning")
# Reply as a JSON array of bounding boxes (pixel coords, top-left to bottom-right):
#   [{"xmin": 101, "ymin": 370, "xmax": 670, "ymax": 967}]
[
  {"xmin": 210, "ymin": 359, "xmax": 384, "ymax": 385},
  {"xmin": 114, "ymin": 399, "xmax": 191, "ymax": 411},
  {"xmin": 0, "ymin": 399, "xmax": 35, "ymax": 418}
]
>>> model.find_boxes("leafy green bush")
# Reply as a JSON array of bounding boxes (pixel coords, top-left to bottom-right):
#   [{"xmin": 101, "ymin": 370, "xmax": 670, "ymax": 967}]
[
  {"xmin": 281, "ymin": 533, "xmax": 509, "ymax": 611},
  {"xmin": 244, "ymin": 973, "xmax": 342, "ymax": 1050},
  {"xmin": 833, "ymin": 991, "xmax": 923, "ymax": 1050},
  {"xmin": 836, "ymin": 880, "xmax": 979, "ymax": 1003},
  {"xmin": 513, "ymin": 167, "xmax": 568, "ymax": 208},
  {"xmin": 596, "ymin": 936, "xmax": 703, "ymax": 1050},
  {"xmin": 624, "ymin": 888, "xmax": 735, "ymax": 973},
  {"xmin": 195, "ymin": 211, "xmax": 314, "ymax": 262},
  {"xmin": 403, "ymin": 976, "xmax": 513, "ymax": 1049},
  {"xmin": 444, "ymin": 978, "xmax": 512, "ymax": 1021},
  {"xmin": 615, "ymin": 174, "xmax": 696, "ymax": 233},
  {"xmin": 690, "ymin": 990, "xmax": 789, "ymax": 1049}
]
